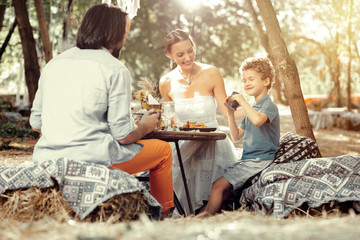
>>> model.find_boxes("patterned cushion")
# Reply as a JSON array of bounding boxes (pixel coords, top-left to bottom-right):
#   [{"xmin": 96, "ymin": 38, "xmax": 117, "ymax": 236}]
[
  {"xmin": 273, "ymin": 131, "xmax": 319, "ymax": 164},
  {"xmin": 0, "ymin": 158, "xmax": 162, "ymax": 220},
  {"xmin": 240, "ymin": 155, "xmax": 360, "ymax": 218},
  {"xmin": 248, "ymin": 132, "xmax": 319, "ymax": 185}
]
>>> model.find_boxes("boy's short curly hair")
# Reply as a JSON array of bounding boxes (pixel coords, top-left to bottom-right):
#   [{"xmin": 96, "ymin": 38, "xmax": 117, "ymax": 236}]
[{"xmin": 239, "ymin": 57, "xmax": 276, "ymax": 89}]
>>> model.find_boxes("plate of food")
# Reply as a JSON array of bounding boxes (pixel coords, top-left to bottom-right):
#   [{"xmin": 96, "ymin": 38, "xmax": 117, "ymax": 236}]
[
  {"xmin": 179, "ymin": 127, "xmax": 217, "ymax": 132},
  {"xmin": 179, "ymin": 121, "xmax": 216, "ymax": 132}
]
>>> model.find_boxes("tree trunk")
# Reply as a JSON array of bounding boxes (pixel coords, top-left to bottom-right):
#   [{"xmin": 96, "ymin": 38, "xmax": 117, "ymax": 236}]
[
  {"xmin": 61, "ymin": 0, "xmax": 74, "ymax": 51},
  {"xmin": 0, "ymin": 4, "xmax": 6, "ymax": 32},
  {"xmin": 255, "ymin": 0, "xmax": 320, "ymax": 155},
  {"xmin": 63, "ymin": 0, "xmax": 74, "ymax": 39},
  {"xmin": 334, "ymin": 33, "xmax": 342, "ymax": 107},
  {"xmin": 34, "ymin": 0, "xmax": 53, "ymax": 63},
  {"xmin": 0, "ymin": 19, "xmax": 17, "ymax": 61},
  {"xmin": 246, "ymin": 0, "xmax": 283, "ymax": 105},
  {"xmin": 13, "ymin": 0, "xmax": 40, "ymax": 106},
  {"xmin": 346, "ymin": 0, "xmax": 353, "ymax": 111}
]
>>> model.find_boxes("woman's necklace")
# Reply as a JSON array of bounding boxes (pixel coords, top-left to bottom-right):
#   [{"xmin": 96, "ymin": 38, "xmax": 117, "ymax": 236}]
[{"xmin": 179, "ymin": 65, "xmax": 194, "ymax": 85}]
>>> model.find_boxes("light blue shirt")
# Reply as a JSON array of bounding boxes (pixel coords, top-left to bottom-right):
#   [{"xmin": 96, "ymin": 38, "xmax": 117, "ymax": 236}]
[
  {"xmin": 239, "ymin": 94, "xmax": 280, "ymax": 160},
  {"xmin": 30, "ymin": 47, "xmax": 142, "ymax": 166}
]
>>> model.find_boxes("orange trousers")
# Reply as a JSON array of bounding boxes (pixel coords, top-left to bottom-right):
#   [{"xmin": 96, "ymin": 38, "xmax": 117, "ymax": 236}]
[{"xmin": 110, "ymin": 139, "xmax": 174, "ymax": 212}]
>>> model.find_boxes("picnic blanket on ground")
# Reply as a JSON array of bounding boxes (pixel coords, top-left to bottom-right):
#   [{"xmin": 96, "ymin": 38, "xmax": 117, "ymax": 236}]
[
  {"xmin": 0, "ymin": 158, "xmax": 161, "ymax": 220},
  {"xmin": 240, "ymin": 154, "xmax": 360, "ymax": 218}
]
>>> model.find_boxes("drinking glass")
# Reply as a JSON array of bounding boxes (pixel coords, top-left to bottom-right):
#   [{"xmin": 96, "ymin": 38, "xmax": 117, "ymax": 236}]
[{"xmin": 162, "ymin": 101, "xmax": 175, "ymax": 130}]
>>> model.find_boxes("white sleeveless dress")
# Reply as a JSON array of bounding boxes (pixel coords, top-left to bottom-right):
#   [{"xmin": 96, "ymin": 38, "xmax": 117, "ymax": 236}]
[{"xmin": 172, "ymin": 96, "xmax": 238, "ymax": 214}]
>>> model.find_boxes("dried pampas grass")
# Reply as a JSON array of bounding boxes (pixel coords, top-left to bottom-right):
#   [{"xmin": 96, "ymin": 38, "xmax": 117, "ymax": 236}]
[
  {"xmin": 0, "ymin": 184, "xmax": 150, "ymax": 223},
  {"xmin": 137, "ymin": 77, "xmax": 160, "ymax": 99},
  {"xmin": 286, "ymin": 201, "xmax": 359, "ymax": 219}
]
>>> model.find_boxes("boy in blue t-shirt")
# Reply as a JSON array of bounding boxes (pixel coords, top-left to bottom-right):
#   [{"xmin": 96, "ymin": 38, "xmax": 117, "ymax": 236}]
[{"xmin": 201, "ymin": 56, "xmax": 280, "ymax": 215}]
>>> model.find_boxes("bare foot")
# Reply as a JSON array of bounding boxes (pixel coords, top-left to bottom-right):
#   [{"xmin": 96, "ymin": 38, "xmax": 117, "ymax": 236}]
[{"xmin": 195, "ymin": 211, "xmax": 213, "ymax": 219}]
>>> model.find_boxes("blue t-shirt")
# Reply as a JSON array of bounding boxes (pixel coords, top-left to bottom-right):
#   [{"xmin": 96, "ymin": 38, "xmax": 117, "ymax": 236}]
[{"xmin": 239, "ymin": 94, "xmax": 280, "ymax": 160}]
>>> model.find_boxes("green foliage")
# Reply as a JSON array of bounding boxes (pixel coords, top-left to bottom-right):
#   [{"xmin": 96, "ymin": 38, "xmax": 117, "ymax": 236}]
[
  {"xmin": 1, "ymin": 0, "xmax": 257, "ymax": 93},
  {"xmin": 122, "ymin": 0, "xmax": 257, "ymax": 88},
  {"xmin": 0, "ymin": 104, "xmax": 11, "ymax": 112},
  {"xmin": 0, "ymin": 122, "xmax": 38, "ymax": 139},
  {"xmin": 283, "ymin": 0, "xmax": 360, "ymax": 98},
  {"xmin": 0, "ymin": 122, "xmax": 39, "ymax": 149},
  {"xmin": 0, "ymin": 5, "xmax": 22, "ymax": 87},
  {"xmin": 1, "ymin": 0, "xmax": 359, "ymax": 101},
  {"xmin": 122, "ymin": 0, "xmax": 183, "ymax": 85},
  {"xmin": 193, "ymin": 2, "xmax": 258, "ymax": 77}
]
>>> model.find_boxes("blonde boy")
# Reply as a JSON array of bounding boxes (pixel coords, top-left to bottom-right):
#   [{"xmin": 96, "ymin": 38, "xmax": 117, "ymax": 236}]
[{"xmin": 201, "ymin": 56, "xmax": 280, "ymax": 215}]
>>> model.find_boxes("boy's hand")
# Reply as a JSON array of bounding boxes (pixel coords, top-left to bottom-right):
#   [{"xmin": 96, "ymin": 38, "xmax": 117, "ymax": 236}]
[
  {"xmin": 233, "ymin": 94, "xmax": 246, "ymax": 106},
  {"xmin": 224, "ymin": 96, "xmax": 236, "ymax": 112}
]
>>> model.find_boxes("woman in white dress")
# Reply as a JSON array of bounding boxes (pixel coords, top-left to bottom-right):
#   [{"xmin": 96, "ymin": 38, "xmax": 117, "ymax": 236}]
[{"xmin": 159, "ymin": 29, "xmax": 244, "ymax": 214}]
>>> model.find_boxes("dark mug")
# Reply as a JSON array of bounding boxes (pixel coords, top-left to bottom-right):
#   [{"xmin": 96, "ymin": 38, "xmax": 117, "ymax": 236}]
[{"xmin": 227, "ymin": 91, "xmax": 239, "ymax": 110}]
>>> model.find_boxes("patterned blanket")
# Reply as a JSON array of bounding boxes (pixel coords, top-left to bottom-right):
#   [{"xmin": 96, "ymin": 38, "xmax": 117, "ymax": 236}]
[
  {"xmin": 0, "ymin": 158, "xmax": 161, "ymax": 220},
  {"xmin": 240, "ymin": 155, "xmax": 360, "ymax": 218}
]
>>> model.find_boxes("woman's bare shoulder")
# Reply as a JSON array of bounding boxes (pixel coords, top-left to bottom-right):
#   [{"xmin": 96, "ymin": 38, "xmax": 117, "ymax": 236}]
[
  {"xmin": 197, "ymin": 62, "xmax": 215, "ymax": 70},
  {"xmin": 197, "ymin": 62, "xmax": 220, "ymax": 74},
  {"xmin": 160, "ymin": 70, "xmax": 176, "ymax": 84},
  {"xmin": 196, "ymin": 63, "xmax": 221, "ymax": 79},
  {"xmin": 159, "ymin": 71, "xmax": 174, "ymax": 99}
]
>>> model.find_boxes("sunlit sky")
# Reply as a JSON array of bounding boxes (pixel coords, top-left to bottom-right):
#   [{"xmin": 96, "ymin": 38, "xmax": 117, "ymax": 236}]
[
  {"xmin": 302, "ymin": 14, "xmax": 331, "ymax": 42},
  {"xmin": 180, "ymin": 0, "xmax": 222, "ymax": 10},
  {"xmin": 2, "ymin": 0, "xmax": 359, "ymax": 97}
]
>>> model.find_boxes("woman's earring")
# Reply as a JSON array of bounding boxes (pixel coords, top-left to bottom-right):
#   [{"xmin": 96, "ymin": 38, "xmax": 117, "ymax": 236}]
[{"xmin": 169, "ymin": 60, "xmax": 174, "ymax": 69}]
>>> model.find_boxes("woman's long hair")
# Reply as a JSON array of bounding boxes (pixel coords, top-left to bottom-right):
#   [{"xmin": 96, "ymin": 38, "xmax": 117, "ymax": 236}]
[
  {"xmin": 76, "ymin": 4, "xmax": 128, "ymax": 51},
  {"xmin": 164, "ymin": 29, "xmax": 196, "ymax": 54}
]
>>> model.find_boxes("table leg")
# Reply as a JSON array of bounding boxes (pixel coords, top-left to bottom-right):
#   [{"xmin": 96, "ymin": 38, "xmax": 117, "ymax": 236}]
[
  {"xmin": 174, "ymin": 140, "xmax": 194, "ymax": 215},
  {"xmin": 174, "ymin": 192, "xmax": 185, "ymax": 216}
]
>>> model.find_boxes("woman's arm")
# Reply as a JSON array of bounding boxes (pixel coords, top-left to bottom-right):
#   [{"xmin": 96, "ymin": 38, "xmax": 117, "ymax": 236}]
[
  {"xmin": 212, "ymin": 67, "xmax": 230, "ymax": 119},
  {"xmin": 159, "ymin": 75, "xmax": 173, "ymax": 101}
]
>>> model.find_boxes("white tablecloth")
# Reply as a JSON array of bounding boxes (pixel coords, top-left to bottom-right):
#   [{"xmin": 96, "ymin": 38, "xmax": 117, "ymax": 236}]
[{"xmin": 308, "ymin": 109, "xmax": 334, "ymax": 130}]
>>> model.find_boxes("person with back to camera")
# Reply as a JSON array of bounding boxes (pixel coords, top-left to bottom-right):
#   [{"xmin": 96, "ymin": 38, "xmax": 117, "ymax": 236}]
[
  {"xmin": 29, "ymin": 4, "xmax": 174, "ymax": 219},
  {"xmin": 199, "ymin": 56, "xmax": 280, "ymax": 216},
  {"xmin": 159, "ymin": 29, "xmax": 245, "ymax": 215}
]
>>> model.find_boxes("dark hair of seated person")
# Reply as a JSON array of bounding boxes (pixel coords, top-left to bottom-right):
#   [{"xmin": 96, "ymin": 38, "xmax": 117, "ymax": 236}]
[{"xmin": 76, "ymin": 4, "xmax": 128, "ymax": 52}]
